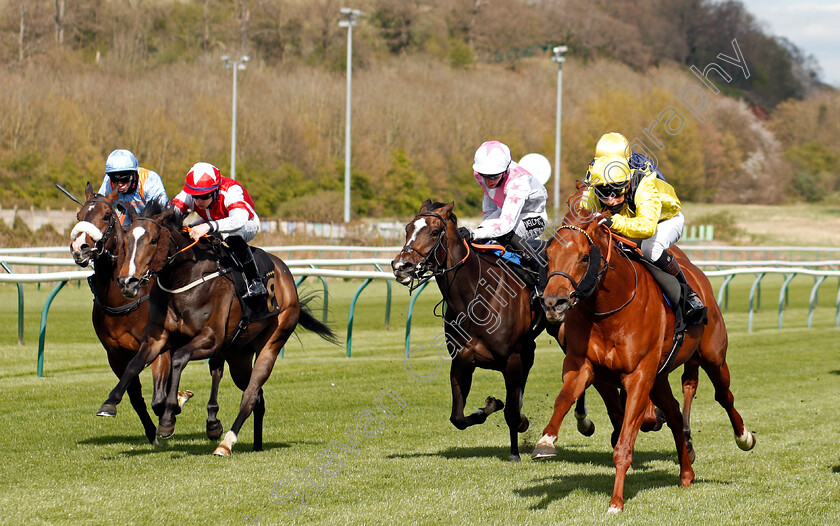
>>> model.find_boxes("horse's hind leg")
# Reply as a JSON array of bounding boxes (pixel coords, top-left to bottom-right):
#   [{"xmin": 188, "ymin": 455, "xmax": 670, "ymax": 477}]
[
  {"xmin": 649, "ymin": 375, "xmax": 695, "ymax": 488},
  {"xmin": 150, "ymin": 352, "xmax": 171, "ymax": 418},
  {"xmin": 681, "ymin": 360, "xmax": 700, "ymax": 462},
  {"xmin": 206, "ymin": 357, "xmax": 225, "ymax": 441},
  {"xmin": 701, "ymin": 359, "xmax": 755, "ymax": 451}
]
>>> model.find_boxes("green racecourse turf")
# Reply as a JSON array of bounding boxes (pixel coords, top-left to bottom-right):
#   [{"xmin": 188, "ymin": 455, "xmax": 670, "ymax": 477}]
[{"xmin": 1, "ymin": 277, "xmax": 839, "ymax": 525}]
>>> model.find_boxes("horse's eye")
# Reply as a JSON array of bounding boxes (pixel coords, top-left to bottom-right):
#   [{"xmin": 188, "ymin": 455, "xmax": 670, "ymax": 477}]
[
  {"xmin": 149, "ymin": 238, "xmax": 158, "ymax": 245},
  {"xmin": 581, "ymin": 254, "xmax": 590, "ymax": 263},
  {"xmin": 103, "ymin": 214, "xmax": 111, "ymax": 222},
  {"xmin": 431, "ymin": 229, "xmax": 440, "ymax": 237}
]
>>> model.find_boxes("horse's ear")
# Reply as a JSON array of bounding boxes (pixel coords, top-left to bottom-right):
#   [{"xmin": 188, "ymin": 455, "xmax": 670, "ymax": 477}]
[
  {"xmin": 439, "ymin": 201, "xmax": 455, "ymax": 216},
  {"xmin": 419, "ymin": 199, "xmax": 433, "ymax": 213},
  {"xmin": 125, "ymin": 205, "xmax": 137, "ymax": 224},
  {"xmin": 106, "ymin": 187, "xmax": 119, "ymax": 204},
  {"xmin": 575, "ymin": 179, "xmax": 586, "ymax": 190},
  {"xmin": 85, "ymin": 182, "xmax": 95, "ymax": 200},
  {"xmin": 160, "ymin": 204, "xmax": 184, "ymax": 228}
]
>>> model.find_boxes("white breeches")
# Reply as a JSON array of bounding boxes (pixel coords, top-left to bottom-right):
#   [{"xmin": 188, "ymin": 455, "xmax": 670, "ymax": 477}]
[{"xmin": 638, "ymin": 212, "xmax": 684, "ymax": 261}]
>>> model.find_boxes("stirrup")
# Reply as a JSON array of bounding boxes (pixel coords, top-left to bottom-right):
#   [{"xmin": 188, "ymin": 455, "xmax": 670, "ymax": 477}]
[{"xmin": 245, "ymin": 279, "xmax": 267, "ymax": 297}]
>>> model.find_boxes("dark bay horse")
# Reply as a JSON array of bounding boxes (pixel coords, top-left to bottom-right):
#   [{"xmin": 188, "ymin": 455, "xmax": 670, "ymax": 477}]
[
  {"xmin": 392, "ymin": 200, "xmax": 565, "ymax": 461},
  {"xmin": 534, "ymin": 204, "xmax": 755, "ymax": 512},
  {"xmin": 96, "ymin": 204, "xmax": 337, "ymax": 455},
  {"xmin": 70, "ymin": 183, "xmax": 221, "ymax": 444}
]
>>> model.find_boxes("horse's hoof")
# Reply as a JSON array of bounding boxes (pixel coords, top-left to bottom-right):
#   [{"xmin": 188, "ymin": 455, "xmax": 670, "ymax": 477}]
[
  {"xmin": 483, "ymin": 396, "xmax": 504, "ymax": 414},
  {"xmin": 213, "ymin": 444, "xmax": 232, "ymax": 457},
  {"xmin": 206, "ymin": 421, "xmax": 224, "ymax": 441},
  {"xmin": 736, "ymin": 430, "xmax": 756, "ymax": 451},
  {"xmin": 607, "ymin": 505, "xmax": 623, "ymax": 514},
  {"xmin": 96, "ymin": 403, "xmax": 117, "ymax": 417},
  {"xmin": 177, "ymin": 390, "xmax": 194, "ymax": 408},
  {"xmin": 157, "ymin": 424, "xmax": 175, "ymax": 440},
  {"xmin": 576, "ymin": 417, "xmax": 595, "ymax": 437},
  {"xmin": 509, "ymin": 454, "xmax": 521, "ymax": 462},
  {"xmin": 152, "ymin": 437, "xmax": 161, "ymax": 447},
  {"xmin": 531, "ymin": 443, "xmax": 557, "ymax": 459},
  {"xmin": 518, "ymin": 415, "xmax": 530, "ymax": 433}
]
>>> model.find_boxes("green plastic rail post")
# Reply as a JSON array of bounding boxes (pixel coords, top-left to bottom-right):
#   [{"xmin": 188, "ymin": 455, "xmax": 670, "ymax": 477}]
[
  {"xmin": 38, "ymin": 280, "xmax": 68, "ymax": 377},
  {"xmin": 346, "ymin": 278, "xmax": 372, "ymax": 357},
  {"xmin": 716, "ymin": 274, "xmax": 735, "ymax": 312},
  {"xmin": 1, "ymin": 262, "xmax": 24, "ymax": 345},
  {"xmin": 747, "ymin": 273, "xmax": 765, "ymax": 333},
  {"xmin": 808, "ymin": 275, "xmax": 827, "ymax": 328},
  {"xmin": 777, "ymin": 273, "xmax": 797, "ymax": 329}
]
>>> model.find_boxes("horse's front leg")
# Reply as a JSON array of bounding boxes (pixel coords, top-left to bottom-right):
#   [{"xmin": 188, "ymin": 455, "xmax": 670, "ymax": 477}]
[
  {"xmin": 533, "ymin": 358, "xmax": 593, "ymax": 459},
  {"xmin": 681, "ymin": 360, "xmax": 700, "ymax": 463},
  {"xmin": 502, "ymin": 351, "xmax": 527, "ymax": 462},
  {"xmin": 98, "ymin": 333, "xmax": 169, "ymax": 417},
  {"xmin": 157, "ymin": 327, "xmax": 218, "ymax": 439},
  {"xmin": 607, "ymin": 370, "xmax": 657, "ymax": 514},
  {"xmin": 150, "ymin": 351, "xmax": 171, "ymax": 418}
]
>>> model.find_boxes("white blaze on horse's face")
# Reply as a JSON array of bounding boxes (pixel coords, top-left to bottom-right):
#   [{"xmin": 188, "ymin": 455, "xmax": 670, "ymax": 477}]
[
  {"xmin": 128, "ymin": 225, "xmax": 148, "ymax": 277},
  {"xmin": 405, "ymin": 218, "xmax": 428, "ymax": 249}
]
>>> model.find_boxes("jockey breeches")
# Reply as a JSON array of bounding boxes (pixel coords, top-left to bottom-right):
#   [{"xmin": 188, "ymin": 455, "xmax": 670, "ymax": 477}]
[
  {"xmin": 219, "ymin": 217, "xmax": 260, "ymax": 243},
  {"xmin": 637, "ymin": 212, "xmax": 684, "ymax": 261}
]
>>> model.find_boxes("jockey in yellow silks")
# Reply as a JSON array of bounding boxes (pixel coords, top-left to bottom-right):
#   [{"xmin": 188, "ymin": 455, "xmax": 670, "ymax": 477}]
[{"xmin": 580, "ymin": 153, "xmax": 705, "ymax": 324}]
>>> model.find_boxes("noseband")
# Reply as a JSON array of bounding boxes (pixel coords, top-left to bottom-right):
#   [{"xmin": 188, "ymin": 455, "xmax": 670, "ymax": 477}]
[
  {"xmin": 546, "ymin": 224, "xmax": 606, "ymax": 307},
  {"xmin": 399, "ymin": 212, "xmax": 470, "ymax": 292},
  {"xmin": 81, "ymin": 197, "xmax": 119, "ymax": 263}
]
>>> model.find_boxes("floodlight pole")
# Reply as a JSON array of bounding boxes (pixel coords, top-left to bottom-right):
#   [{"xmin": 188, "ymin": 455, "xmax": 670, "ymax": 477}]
[
  {"xmin": 340, "ymin": 8, "xmax": 361, "ymax": 223},
  {"xmin": 222, "ymin": 55, "xmax": 249, "ymax": 180},
  {"xmin": 552, "ymin": 46, "xmax": 567, "ymax": 214}
]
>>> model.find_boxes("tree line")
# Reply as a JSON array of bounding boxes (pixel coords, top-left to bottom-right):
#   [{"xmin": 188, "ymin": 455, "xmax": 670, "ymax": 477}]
[{"xmin": 0, "ymin": 0, "xmax": 835, "ymax": 223}]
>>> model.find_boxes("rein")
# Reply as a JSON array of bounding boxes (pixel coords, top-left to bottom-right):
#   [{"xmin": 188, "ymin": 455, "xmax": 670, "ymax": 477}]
[{"xmin": 80, "ymin": 197, "xmax": 119, "ymax": 263}]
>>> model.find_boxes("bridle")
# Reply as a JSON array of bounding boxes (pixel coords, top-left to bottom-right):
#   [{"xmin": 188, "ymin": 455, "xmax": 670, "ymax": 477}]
[
  {"xmin": 399, "ymin": 211, "xmax": 470, "ymax": 293},
  {"xmin": 81, "ymin": 197, "xmax": 119, "ymax": 263},
  {"xmin": 126, "ymin": 217, "xmax": 183, "ymax": 289},
  {"xmin": 546, "ymin": 222, "xmax": 638, "ymax": 316}
]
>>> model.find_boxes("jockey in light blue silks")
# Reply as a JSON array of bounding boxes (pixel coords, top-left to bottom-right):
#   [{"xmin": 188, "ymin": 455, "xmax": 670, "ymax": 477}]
[{"xmin": 97, "ymin": 149, "xmax": 168, "ymax": 226}]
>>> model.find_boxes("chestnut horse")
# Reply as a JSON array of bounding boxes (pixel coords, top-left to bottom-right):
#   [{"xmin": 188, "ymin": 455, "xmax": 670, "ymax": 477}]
[
  {"xmin": 392, "ymin": 200, "xmax": 593, "ymax": 461},
  {"xmin": 70, "ymin": 183, "xmax": 222, "ymax": 444},
  {"xmin": 533, "ymin": 203, "xmax": 755, "ymax": 512},
  {"xmin": 96, "ymin": 204, "xmax": 337, "ymax": 455}
]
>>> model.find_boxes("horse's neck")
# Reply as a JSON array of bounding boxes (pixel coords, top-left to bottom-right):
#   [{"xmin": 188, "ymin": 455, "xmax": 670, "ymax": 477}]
[
  {"xmin": 589, "ymin": 243, "xmax": 639, "ymax": 311},
  {"xmin": 435, "ymin": 250, "xmax": 481, "ymax": 311}
]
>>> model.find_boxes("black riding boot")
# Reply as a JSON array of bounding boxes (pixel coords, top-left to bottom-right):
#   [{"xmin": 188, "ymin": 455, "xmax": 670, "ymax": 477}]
[
  {"xmin": 652, "ymin": 250, "xmax": 705, "ymax": 324},
  {"xmin": 227, "ymin": 235, "xmax": 267, "ymax": 298},
  {"xmin": 501, "ymin": 232, "xmax": 545, "ymax": 303}
]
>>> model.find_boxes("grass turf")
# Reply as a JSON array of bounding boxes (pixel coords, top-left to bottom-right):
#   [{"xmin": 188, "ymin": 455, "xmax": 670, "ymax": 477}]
[{"xmin": 0, "ymin": 280, "xmax": 839, "ymax": 525}]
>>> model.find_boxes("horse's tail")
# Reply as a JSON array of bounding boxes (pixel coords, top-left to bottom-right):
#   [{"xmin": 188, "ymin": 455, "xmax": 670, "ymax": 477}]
[{"xmin": 298, "ymin": 294, "xmax": 340, "ymax": 345}]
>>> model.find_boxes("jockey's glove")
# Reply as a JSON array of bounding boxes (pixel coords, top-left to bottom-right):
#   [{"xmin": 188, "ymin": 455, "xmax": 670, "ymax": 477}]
[
  {"xmin": 599, "ymin": 216, "xmax": 613, "ymax": 228},
  {"xmin": 457, "ymin": 226, "xmax": 473, "ymax": 242}
]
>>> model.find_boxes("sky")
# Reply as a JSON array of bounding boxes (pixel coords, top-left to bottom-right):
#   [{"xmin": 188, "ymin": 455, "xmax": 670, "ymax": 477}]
[{"xmin": 738, "ymin": 0, "xmax": 840, "ymax": 87}]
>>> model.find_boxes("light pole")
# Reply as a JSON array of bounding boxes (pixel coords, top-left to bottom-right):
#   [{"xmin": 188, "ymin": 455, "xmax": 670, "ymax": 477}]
[
  {"xmin": 222, "ymin": 54, "xmax": 249, "ymax": 180},
  {"xmin": 339, "ymin": 7, "xmax": 361, "ymax": 223},
  {"xmin": 551, "ymin": 45, "xmax": 567, "ymax": 215}
]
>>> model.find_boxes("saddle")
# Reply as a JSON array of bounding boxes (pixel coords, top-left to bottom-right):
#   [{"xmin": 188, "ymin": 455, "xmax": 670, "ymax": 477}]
[
  {"xmin": 470, "ymin": 240, "xmax": 542, "ymax": 295},
  {"xmin": 211, "ymin": 240, "xmax": 279, "ymax": 329}
]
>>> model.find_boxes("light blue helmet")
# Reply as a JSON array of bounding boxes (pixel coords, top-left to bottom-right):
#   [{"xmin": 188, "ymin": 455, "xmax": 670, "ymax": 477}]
[{"xmin": 105, "ymin": 149, "xmax": 139, "ymax": 174}]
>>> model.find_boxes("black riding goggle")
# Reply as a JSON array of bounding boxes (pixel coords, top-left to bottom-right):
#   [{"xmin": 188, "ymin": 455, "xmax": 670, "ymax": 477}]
[
  {"xmin": 109, "ymin": 171, "xmax": 136, "ymax": 183},
  {"xmin": 480, "ymin": 171, "xmax": 506, "ymax": 180},
  {"xmin": 592, "ymin": 182, "xmax": 628, "ymax": 201}
]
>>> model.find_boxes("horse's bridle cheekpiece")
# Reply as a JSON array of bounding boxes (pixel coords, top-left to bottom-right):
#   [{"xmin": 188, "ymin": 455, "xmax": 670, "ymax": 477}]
[
  {"xmin": 546, "ymin": 224, "xmax": 606, "ymax": 307},
  {"xmin": 400, "ymin": 211, "xmax": 469, "ymax": 293}
]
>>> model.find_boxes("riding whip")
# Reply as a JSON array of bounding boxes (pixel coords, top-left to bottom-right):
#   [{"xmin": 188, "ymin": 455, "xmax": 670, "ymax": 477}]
[{"xmin": 55, "ymin": 184, "xmax": 84, "ymax": 206}]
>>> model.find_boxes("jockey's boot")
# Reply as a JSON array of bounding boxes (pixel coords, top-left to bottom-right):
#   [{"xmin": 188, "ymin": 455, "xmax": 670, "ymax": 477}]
[
  {"xmin": 227, "ymin": 235, "xmax": 268, "ymax": 298},
  {"xmin": 653, "ymin": 250, "xmax": 705, "ymax": 324},
  {"xmin": 505, "ymin": 232, "xmax": 546, "ymax": 304}
]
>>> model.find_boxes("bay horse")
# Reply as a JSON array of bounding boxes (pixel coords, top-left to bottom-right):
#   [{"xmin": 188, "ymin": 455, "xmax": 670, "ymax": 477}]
[
  {"xmin": 533, "ymin": 202, "xmax": 755, "ymax": 512},
  {"xmin": 69, "ymin": 183, "xmax": 222, "ymax": 444},
  {"xmin": 96, "ymin": 203, "xmax": 337, "ymax": 455},
  {"xmin": 392, "ymin": 200, "xmax": 591, "ymax": 461}
]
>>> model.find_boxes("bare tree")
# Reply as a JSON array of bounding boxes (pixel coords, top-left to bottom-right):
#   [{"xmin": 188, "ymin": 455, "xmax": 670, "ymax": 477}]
[{"xmin": 54, "ymin": 0, "xmax": 64, "ymax": 45}]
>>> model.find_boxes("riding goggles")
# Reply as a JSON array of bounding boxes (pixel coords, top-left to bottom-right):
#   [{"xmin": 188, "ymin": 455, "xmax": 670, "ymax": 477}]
[
  {"xmin": 108, "ymin": 171, "xmax": 135, "ymax": 183},
  {"xmin": 479, "ymin": 171, "xmax": 506, "ymax": 180},
  {"xmin": 591, "ymin": 182, "xmax": 628, "ymax": 201}
]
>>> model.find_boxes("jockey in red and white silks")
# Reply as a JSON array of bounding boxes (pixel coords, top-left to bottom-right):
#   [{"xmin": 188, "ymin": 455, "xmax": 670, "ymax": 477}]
[
  {"xmin": 470, "ymin": 141, "xmax": 548, "ymax": 242},
  {"xmin": 171, "ymin": 163, "xmax": 260, "ymax": 243}
]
